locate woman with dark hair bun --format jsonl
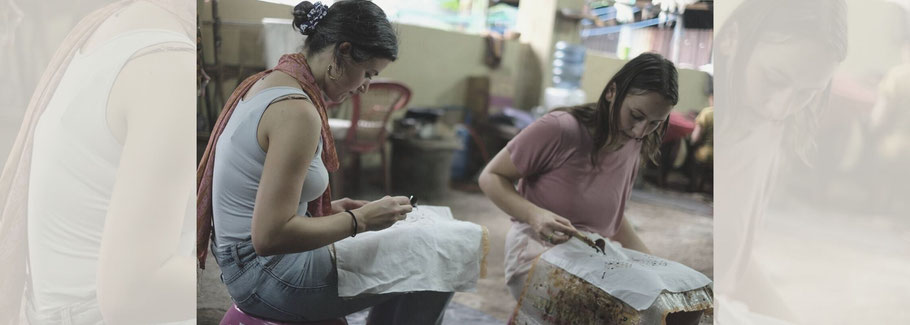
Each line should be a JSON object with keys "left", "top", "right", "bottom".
{"left": 197, "top": 1, "right": 453, "bottom": 323}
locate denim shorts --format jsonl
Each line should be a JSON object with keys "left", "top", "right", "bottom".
{"left": 212, "top": 239, "right": 395, "bottom": 322}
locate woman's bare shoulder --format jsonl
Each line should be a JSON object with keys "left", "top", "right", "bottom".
{"left": 244, "top": 71, "right": 305, "bottom": 101}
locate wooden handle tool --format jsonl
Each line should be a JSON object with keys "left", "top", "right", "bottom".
{"left": 572, "top": 232, "right": 605, "bottom": 254}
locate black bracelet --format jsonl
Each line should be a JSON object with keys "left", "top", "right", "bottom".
{"left": 346, "top": 210, "right": 358, "bottom": 237}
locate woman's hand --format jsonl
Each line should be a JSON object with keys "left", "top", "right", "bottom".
{"left": 331, "top": 197, "right": 369, "bottom": 214}
{"left": 351, "top": 196, "right": 413, "bottom": 232}
{"left": 528, "top": 208, "right": 578, "bottom": 245}
{"left": 479, "top": 148, "right": 578, "bottom": 245}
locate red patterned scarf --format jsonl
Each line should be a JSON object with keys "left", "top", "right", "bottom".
{"left": 195, "top": 53, "right": 340, "bottom": 269}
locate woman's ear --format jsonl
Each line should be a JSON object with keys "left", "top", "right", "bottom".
{"left": 337, "top": 42, "right": 353, "bottom": 57}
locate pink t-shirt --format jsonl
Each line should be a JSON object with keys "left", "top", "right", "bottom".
{"left": 508, "top": 111, "right": 641, "bottom": 236}
{"left": 503, "top": 111, "right": 641, "bottom": 284}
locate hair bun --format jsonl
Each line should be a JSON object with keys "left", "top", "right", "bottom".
{"left": 293, "top": 1, "right": 314, "bottom": 18}
{"left": 292, "top": 1, "right": 329, "bottom": 36}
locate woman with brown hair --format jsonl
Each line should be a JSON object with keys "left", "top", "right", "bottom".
{"left": 480, "top": 52, "right": 709, "bottom": 324}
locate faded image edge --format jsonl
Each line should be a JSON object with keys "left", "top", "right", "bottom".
{"left": 0, "top": 0, "right": 197, "bottom": 324}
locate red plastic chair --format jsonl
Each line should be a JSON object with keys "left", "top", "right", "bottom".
{"left": 330, "top": 81, "right": 411, "bottom": 195}
{"left": 662, "top": 111, "right": 696, "bottom": 144}
{"left": 219, "top": 303, "right": 347, "bottom": 325}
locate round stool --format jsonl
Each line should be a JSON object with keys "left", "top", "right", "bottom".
{"left": 219, "top": 303, "right": 348, "bottom": 325}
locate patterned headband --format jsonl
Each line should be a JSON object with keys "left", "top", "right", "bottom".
{"left": 296, "top": 2, "right": 328, "bottom": 35}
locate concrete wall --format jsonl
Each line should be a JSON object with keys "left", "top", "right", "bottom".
{"left": 381, "top": 24, "right": 536, "bottom": 110}
{"left": 199, "top": 0, "right": 712, "bottom": 114}
{"left": 581, "top": 51, "right": 711, "bottom": 113}
{"left": 516, "top": 0, "right": 588, "bottom": 106}
{"left": 198, "top": 0, "right": 537, "bottom": 111}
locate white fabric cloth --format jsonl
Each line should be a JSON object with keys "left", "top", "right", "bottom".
{"left": 333, "top": 206, "right": 487, "bottom": 297}
{"left": 540, "top": 231, "right": 712, "bottom": 311}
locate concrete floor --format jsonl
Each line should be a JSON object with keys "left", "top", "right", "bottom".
{"left": 197, "top": 177, "right": 714, "bottom": 324}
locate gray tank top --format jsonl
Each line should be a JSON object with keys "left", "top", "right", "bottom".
{"left": 212, "top": 86, "right": 329, "bottom": 247}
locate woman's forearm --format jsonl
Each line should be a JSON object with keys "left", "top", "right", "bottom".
{"left": 612, "top": 216, "right": 651, "bottom": 254}
{"left": 253, "top": 211, "right": 364, "bottom": 256}
{"left": 478, "top": 171, "right": 539, "bottom": 224}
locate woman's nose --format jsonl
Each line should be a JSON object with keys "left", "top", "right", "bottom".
{"left": 633, "top": 122, "right": 648, "bottom": 138}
